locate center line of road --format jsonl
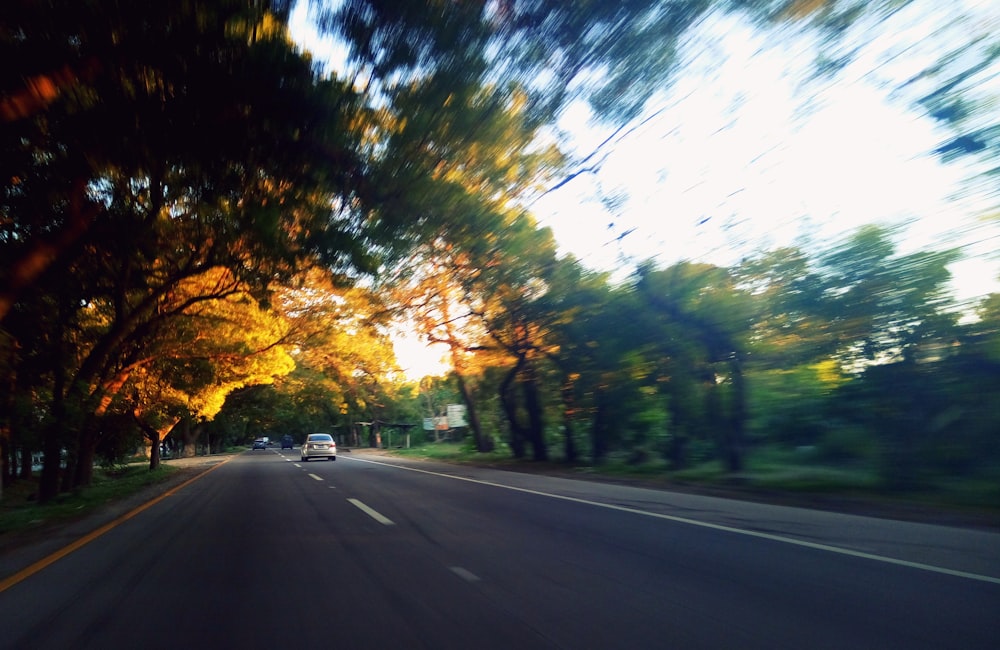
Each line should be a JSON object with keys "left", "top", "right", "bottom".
{"left": 348, "top": 498, "right": 394, "bottom": 525}
{"left": 308, "top": 473, "right": 323, "bottom": 481}
{"left": 342, "top": 456, "right": 1000, "bottom": 586}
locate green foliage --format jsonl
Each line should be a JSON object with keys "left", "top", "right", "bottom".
{"left": 814, "top": 425, "right": 877, "bottom": 464}
{"left": 1, "top": 0, "right": 385, "bottom": 498}
{"left": 0, "top": 463, "right": 177, "bottom": 535}
{"left": 321, "top": 0, "right": 716, "bottom": 124}
{"left": 815, "top": 226, "right": 961, "bottom": 366}
{"left": 828, "top": 352, "right": 1000, "bottom": 491}
{"left": 94, "top": 414, "right": 144, "bottom": 472}
{"left": 3, "top": 0, "right": 997, "bottom": 514}
{"left": 749, "top": 363, "right": 843, "bottom": 447}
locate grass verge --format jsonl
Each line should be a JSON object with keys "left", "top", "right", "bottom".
{"left": 0, "top": 463, "right": 178, "bottom": 536}
{"left": 386, "top": 442, "right": 999, "bottom": 524}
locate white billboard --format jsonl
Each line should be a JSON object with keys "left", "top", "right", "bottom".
{"left": 446, "top": 404, "right": 468, "bottom": 427}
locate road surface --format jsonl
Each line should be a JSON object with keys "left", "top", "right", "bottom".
{"left": 1, "top": 449, "right": 997, "bottom": 649}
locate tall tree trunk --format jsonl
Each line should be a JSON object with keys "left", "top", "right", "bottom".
{"left": 60, "top": 425, "right": 77, "bottom": 492}
{"left": 0, "top": 434, "right": 6, "bottom": 498}
{"left": 39, "top": 309, "right": 69, "bottom": 503}
{"left": 591, "top": 389, "right": 610, "bottom": 465}
{"left": 724, "top": 356, "right": 746, "bottom": 473}
{"left": 560, "top": 379, "right": 578, "bottom": 464}
{"left": 135, "top": 416, "right": 178, "bottom": 471}
{"left": 500, "top": 359, "right": 527, "bottom": 459}
{"left": 39, "top": 421, "right": 63, "bottom": 504}
{"left": 19, "top": 445, "right": 32, "bottom": 480}
{"left": 500, "top": 388, "right": 526, "bottom": 459}
{"left": 0, "top": 335, "right": 11, "bottom": 497}
{"left": 8, "top": 348, "right": 34, "bottom": 482}
{"left": 455, "top": 371, "right": 492, "bottom": 452}
{"left": 522, "top": 366, "right": 547, "bottom": 461}
{"left": 59, "top": 446, "right": 75, "bottom": 493}
{"left": 562, "top": 419, "right": 576, "bottom": 464}
{"left": 149, "top": 429, "right": 161, "bottom": 470}
{"left": 667, "top": 427, "right": 688, "bottom": 470}
{"left": 444, "top": 327, "right": 492, "bottom": 452}
{"left": 665, "top": 374, "right": 692, "bottom": 470}
{"left": 179, "top": 415, "right": 199, "bottom": 458}
{"left": 73, "top": 424, "right": 97, "bottom": 488}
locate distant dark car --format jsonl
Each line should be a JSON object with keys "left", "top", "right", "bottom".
{"left": 281, "top": 435, "right": 294, "bottom": 449}
{"left": 252, "top": 439, "right": 267, "bottom": 450}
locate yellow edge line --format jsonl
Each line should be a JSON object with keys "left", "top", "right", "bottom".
{"left": 0, "top": 457, "right": 232, "bottom": 594}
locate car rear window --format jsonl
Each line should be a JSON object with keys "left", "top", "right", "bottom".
{"left": 308, "top": 434, "right": 333, "bottom": 442}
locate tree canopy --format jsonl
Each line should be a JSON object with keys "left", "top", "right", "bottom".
{"left": 2, "top": 0, "right": 997, "bottom": 507}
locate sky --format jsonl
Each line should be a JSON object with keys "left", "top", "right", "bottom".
{"left": 288, "top": 1, "right": 1000, "bottom": 379}
{"left": 530, "top": 4, "right": 1000, "bottom": 303}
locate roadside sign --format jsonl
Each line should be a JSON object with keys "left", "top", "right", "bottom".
{"left": 447, "top": 404, "right": 467, "bottom": 427}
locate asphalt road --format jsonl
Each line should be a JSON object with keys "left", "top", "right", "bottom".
{"left": 1, "top": 449, "right": 997, "bottom": 649}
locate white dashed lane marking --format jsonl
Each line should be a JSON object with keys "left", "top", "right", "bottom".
{"left": 348, "top": 498, "right": 394, "bottom": 525}
{"left": 343, "top": 456, "right": 1000, "bottom": 586}
{"left": 450, "top": 566, "right": 480, "bottom": 583}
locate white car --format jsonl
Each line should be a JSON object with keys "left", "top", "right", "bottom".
{"left": 300, "top": 433, "right": 337, "bottom": 462}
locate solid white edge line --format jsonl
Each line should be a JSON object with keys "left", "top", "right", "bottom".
{"left": 341, "top": 456, "right": 1000, "bottom": 585}
{"left": 347, "top": 498, "right": 395, "bottom": 525}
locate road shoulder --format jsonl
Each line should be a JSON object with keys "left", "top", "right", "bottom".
{"left": 0, "top": 455, "right": 234, "bottom": 581}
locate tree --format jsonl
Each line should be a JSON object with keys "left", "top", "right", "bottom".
{"left": 270, "top": 269, "right": 401, "bottom": 446}
{"left": 634, "top": 261, "right": 753, "bottom": 471}
{"left": 813, "top": 226, "right": 960, "bottom": 369}
{"left": 389, "top": 214, "right": 564, "bottom": 460}
{"left": 0, "top": 1, "right": 391, "bottom": 501}
{"left": 311, "top": 0, "right": 716, "bottom": 123}
{"left": 0, "top": 1, "right": 373, "bottom": 320}
{"left": 371, "top": 59, "right": 563, "bottom": 454}
{"left": 534, "top": 258, "right": 637, "bottom": 464}
{"left": 406, "top": 259, "right": 497, "bottom": 452}
{"left": 124, "top": 268, "right": 297, "bottom": 468}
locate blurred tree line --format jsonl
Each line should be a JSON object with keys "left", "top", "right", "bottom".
{"left": 403, "top": 224, "right": 1000, "bottom": 497}
{"left": 2, "top": 0, "right": 997, "bottom": 504}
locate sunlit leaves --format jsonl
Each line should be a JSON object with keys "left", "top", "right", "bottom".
{"left": 273, "top": 268, "right": 400, "bottom": 421}
{"left": 105, "top": 267, "right": 295, "bottom": 432}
